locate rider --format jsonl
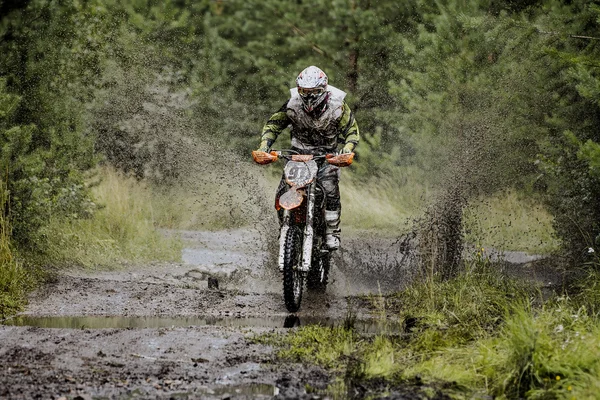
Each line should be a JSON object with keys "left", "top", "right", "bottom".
{"left": 254, "top": 66, "right": 360, "bottom": 250}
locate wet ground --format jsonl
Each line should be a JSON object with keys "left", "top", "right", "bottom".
{"left": 0, "top": 229, "right": 414, "bottom": 399}
{"left": 0, "top": 229, "right": 554, "bottom": 399}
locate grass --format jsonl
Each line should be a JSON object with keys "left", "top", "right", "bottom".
{"left": 0, "top": 183, "right": 33, "bottom": 318}
{"left": 464, "top": 190, "right": 559, "bottom": 254}
{"left": 277, "top": 325, "right": 357, "bottom": 370}
{"left": 389, "top": 256, "right": 533, "bottom": 347}
{"left": 341, "top": 170, "right": 431, "bottom": 236}
{"left": 254, "top": 166, "right": 431, "bottom": 239}
{"left": 263, "top": 252, "right": 600, "bottom": 398}
{"left": 0, "top": 229, "right": 30, "bottom": 318}
{"left": 149, "top": 182, "right": 263, "bottom": 231}
{"left": 42, "top": 167, "right": 182, "bottom": 267}
{"left": 237, "top": 163, "right": 557, "bottom": 255}
{"left": 2, "top": 166, "right": 190, "bottom": 315}
{"left": 408, "top": 297, "right": 600, "bottom": 398}
{"left": 253, "top": 164, "right": 434, "bottom": 236}
{"left": 1, "top": 166, "right": 185, "bottom": 316}
{"left": 146, "top": 157, "right": 276, "bottom": 231}
{"left": 339, "top": 169, "right": 557, "bottom": 253}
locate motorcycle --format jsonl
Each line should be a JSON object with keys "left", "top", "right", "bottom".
{"left": 252, "top": 149, "right": 354, "bottom": 312}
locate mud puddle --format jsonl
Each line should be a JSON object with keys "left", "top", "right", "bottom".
{"left": 125, "top": 383, "right": 279, "bottom": 399}
{"left": 201, "top": 383, "right": 279, "bottom": 398}
{"left": 4, "top": 314, "right": 402, "bottom": 333}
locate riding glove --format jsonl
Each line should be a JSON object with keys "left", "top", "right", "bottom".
{"left": 256, "top": 139, "right": 271, "bottom": 153}
{"left": 341, "top": 142, "right": 355, "bottom": 154}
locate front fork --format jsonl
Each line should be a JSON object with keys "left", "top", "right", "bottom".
{"left": 278, "top": 184, "right": 315, "bottom": 273}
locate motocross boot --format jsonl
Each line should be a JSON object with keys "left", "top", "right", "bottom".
{"left": 325, "top": 209, "right": 341, "bottom": 250}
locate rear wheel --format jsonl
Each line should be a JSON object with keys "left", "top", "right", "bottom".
{"left": 282, "top": 225, "right": 304, "bottom": 312}
{"left": 307, "top": 249, "right": 330, "bottom": 292}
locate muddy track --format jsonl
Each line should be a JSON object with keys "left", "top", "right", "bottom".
{"left": 0, "top": 229, "right": 410, "bottom": 399}
{"left": 0, "top": 229, "right": 552, "bottom": 399}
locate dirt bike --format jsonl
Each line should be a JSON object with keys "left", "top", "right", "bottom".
{"left": 252, "top": 149, "right": 354, "bottom": 312}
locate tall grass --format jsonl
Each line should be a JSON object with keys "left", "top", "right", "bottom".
{"left": 464, "top": 190, "right": 559, "bottom": 254}
{"left": 278, "top": 256, "right": 527, "bottom": 357}
{"left": 43, "top": 167, "right": 181, "bottom": 267}
{"left": 149, "top": 183, "right": 258, "bottom": 231}
{"left": 140, "top": 157, "right": 275, "bottom": 231}
{"left": 341, "top": 169, "right": 431, "bottom": 235}
{"left": 408, "top": 299, "right": 600, "bottom": 398}
{"left": 271, "top": 251, "right": 600, "bottom": 398}
{"left": 394, "top": 258, "right": 532, "bottom": 346}
{"left": 0, "top": 247, "right": 28, "bottom": 318}
{"left": 0, "top": 181, "right": 31, "bottom": 317}
{"left": 339, "top": 170, "right": 557, "bottom": 254}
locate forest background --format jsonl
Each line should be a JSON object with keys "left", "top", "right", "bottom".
{"left": 1, "top": 0, "right": 599, "bottom": 308}
{"left": 2, "top": 0, "right": 600, "bottom": 311}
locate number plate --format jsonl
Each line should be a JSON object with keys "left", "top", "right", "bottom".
{"left": 284, "top": 160, "right": 318, "bottom": 187}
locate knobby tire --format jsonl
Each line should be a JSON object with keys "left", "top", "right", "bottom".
{"left": 283, "top": 225, "right": 304, "bottom": 313}
{"left": 307, "top": 250, "right": 330, "bottom": 292}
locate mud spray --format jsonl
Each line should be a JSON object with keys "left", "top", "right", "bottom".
{"left": 413, "top": 85, "right": 541, "bottom": 282}
{"left": 88, "top": 46, "right": 286, "bottom": 294}
{"left": 87, "top": 34, "right": 542, "bottom": 298}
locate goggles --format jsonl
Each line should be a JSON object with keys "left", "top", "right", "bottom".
{"left": 298, "top": 87, "right": 325, "bottom": 97}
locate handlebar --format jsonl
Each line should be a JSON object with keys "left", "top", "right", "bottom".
{"left": 275, "top": 152, "right": 327, "bottom": 162}
{"left": 252, "top": 149, "right": 354, "bottom": 167}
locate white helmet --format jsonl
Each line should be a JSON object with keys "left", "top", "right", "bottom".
{"left": 296, "top": 66, "right": 328, "bottom": 113}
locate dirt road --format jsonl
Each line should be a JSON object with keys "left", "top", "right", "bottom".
{"left": 0, "top": 229, "right": 413, "bottom": 399}
{"left": 0, "top": 228, "right": 551, "bottom": 399}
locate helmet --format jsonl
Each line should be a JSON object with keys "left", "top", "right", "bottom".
{"left": 296, "top": 66, "right": 328, "bottom": 113}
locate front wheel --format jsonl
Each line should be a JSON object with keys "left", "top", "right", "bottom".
{"left": 282, "top": 225, "right": 304, "bottom": 312}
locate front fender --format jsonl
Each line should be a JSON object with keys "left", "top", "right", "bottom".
{"left": 279, "top": 186, "right": 305, "bottom": 210}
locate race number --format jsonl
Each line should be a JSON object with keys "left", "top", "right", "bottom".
{"left": 284, "top": 161, "right": 318, "bottom": 187}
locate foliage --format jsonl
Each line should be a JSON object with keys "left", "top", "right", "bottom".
{"left": 532, "top": 2, "right": 600, "bottom": 261}
{"left": 2, "top": 2, "right": 600, "bottom": 397}
{"left": 0, "top": 0, "right": 190, "bottom": 262}
{"left": 0, "top": 2, "right": 99, "bottom": 253}
{"left": 90, "top": 67, "right": 196, "bottom": 183}
{"left": 1, "top": 0, "right": 600, "bottom": 316}
{"left": 386, "top": 0, "right": 600, "bottom": 262}
{"left": 3, "top": 0, "right": 598, "bottom": 262}
{"left": 40, "top": 167, "right": 182, "bottom": 267}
